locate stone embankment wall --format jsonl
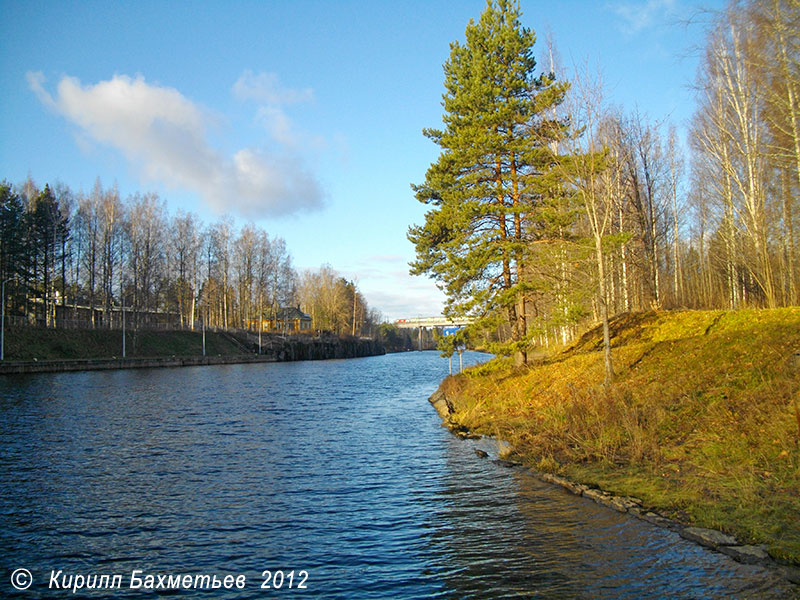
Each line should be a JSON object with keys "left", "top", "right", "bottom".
{"left": 0, "top": 336, "right": 385, "bottom": 375}
{"left": 271, "top": 336, "right": 385, "bottom": 362}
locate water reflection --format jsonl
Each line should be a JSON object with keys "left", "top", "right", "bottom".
{"left": 433, "top": 434, "right": 794, "bottom": 599}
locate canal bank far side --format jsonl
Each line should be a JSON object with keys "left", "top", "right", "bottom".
{"left": 0, "top": 327, "right": 384, "bottom": 374}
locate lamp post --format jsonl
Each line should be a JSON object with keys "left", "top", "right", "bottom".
{"left": 122, "top": 294, "right": 126, "bottom": 359}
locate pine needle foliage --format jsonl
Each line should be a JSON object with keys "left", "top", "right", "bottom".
{"left": 409, "top": 0, "right": 570, "bottom": 365}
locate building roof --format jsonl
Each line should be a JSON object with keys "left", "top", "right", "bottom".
{"left": 271, "top": 306, "right": 312, "bottom": 321}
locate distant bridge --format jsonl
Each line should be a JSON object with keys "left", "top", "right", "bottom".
{"left": 394, "top": 316, "right": 474, "bottom": 329}
{"left": 394, "top": 316, "right": 475, "bottom": 351}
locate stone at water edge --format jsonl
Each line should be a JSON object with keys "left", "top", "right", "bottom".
{"left": 680, "top": 526, "right": 738, "bottom": 548}
{"left": 720, "top": 544, "right": 771, "bottom": 565}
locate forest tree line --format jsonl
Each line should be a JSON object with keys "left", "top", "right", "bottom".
{"left": 0, "top": 178, "right": 381, "bottom": 338}
{"left": 411, "top": 0, "right": 798, "bottom": 370}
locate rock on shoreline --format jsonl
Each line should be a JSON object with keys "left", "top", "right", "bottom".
{"left": 428, "top": 384, "right": 800, "bottom": 585}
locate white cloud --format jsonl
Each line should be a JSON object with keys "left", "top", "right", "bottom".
{"left": 235, "top": 70, "right": 326, "bottom": 153}
{"left": 232, "top": 70, "right": 313, "bottom": 105}
{"left": 363, "top": 279, "right": 445, "bottom": 322}
{"left": 257, "top": 105, "right": 295, "bottom": 146}
{"left": 609, "top": 0, "right": 676, "bottom": 34}
{"left": 27, "top": 71, "right": 325, "bottom": 218}
{"left": 344, "top": 254, "right": 445, "bottom": 321}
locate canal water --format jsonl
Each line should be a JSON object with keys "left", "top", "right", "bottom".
{"left": 0, "top": 351, "right": 795, "bottom": 598}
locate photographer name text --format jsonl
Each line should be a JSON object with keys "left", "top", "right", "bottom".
{"left": 33, "top": 568, "right": 309, "bottom": 593}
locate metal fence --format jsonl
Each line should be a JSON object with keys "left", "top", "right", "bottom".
{"left": 0, "top": 315, "right": 329, "bottom": 342}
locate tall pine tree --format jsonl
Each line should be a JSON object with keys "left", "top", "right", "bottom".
{"left": 409, "top": 0, "right": 569, "bottom": 364}
{"left": 31, "top": 184, "right": 69, "bottom": 326}
{"left": 0, "top": 182, "right": 27, "bottom": 284}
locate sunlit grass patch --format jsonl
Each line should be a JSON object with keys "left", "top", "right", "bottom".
{"left": 442, "top": 308, "right": 800, "bottom": 563}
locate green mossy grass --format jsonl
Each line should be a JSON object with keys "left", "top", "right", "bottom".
{"left": 445, "top": 308, "right": 800, "bottom": 563}
{"left": 3, "top": 326, "right": 251, "bottom": 361}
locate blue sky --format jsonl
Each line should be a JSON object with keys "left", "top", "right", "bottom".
{"left": 1, "top": 0, "right": 719, "bottom": 321}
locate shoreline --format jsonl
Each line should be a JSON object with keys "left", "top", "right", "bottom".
{"left": 0, "top": 328, "right": 386, "bottom": 375}
{"left": 429, "top": 386, "right": 800, "bottom": 586}
{"left": 428, "top": 309, "right": 800, "bottom": 569}
{"left": 0, "top": 354, "right": 280, "bottom": 375}
{"left": 0, "top": 347, "right": 388, "bottom": 375}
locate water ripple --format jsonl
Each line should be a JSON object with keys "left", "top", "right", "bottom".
{"left": 1, "top": 352, "right": 796, "bottom": 599}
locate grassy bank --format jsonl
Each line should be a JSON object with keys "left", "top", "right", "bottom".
{"left": 3, "top": 326, "right": 251, "bottom": 360}
{"left": 1, "top": 327, "right": 385, "bottom": 371}
{"left": 441, "top": 308, "right": 800, "bottom": 563}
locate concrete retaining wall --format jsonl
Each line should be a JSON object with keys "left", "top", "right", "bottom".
{"left": 0, "top": 337, "right": 385, "bottom": 375}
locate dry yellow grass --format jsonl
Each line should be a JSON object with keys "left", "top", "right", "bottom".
{"left": 445, "top": 308, "right": 800, "bottom": 563}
